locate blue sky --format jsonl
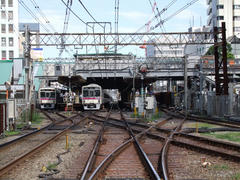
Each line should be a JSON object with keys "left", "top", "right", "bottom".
{"left": 19, "top": 0, "right": 208, "bottom": 57}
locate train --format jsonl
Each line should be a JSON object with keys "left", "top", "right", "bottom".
{"left": 82, "top": 84, "right": 113, "bottom": 110}
{"left": 38, "top": 87, "right": 62, "bottom": 109}
{"left": 37, "top": 84, "right": 113, "bottom": 111}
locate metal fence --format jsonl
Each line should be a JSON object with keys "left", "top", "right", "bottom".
{"left": 190, "top": 92, "right": 240, "bottom": 117}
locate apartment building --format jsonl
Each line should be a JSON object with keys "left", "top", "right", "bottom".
{"left": 207, "top": 0, "right": 240, "bottom": 38}
{"left": 0, "top": 0, "right": 19, "bottom": 60}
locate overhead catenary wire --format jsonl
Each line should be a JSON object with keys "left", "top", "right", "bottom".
{"left": 59, "top": 0, "right": 73, "bottom": 56}
{"left": 138, "top": 0, "right": 178, "bottom": 33}
{"left": 138, "top": 0, "right": 200, "bottom": 58}
{"left": 147, "top": 0, "right": 166, "bottom": 35}
{"left": 28, "top": 0, "right": 57, "bottom": 32}
{"left": 115, "top": 0, "right": 178, "bottom": 52}
{"left": 150, "top": 0, "right": 200, "bottom": 31}
{"left": 18, "top": 0, "right": 50, "bottom": 32}
{"left": 20, "top": 0, "right": 74, "bottom": 56}
{"left": 151, "top": 0, "right": 167, "bottom": 32}
{"left": 77, "top": 0, "right": 104, "bottom": 29}
{"left": 60, "top": 0, "right": 92, "bottom": 29}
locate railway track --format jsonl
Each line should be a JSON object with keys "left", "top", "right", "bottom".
{"left": 77, "top": 108, "right": 161, "bottom": 179}
{"left": 162, "top": 108, "right": 240, "bottom": 129}
{"left": 1, "top": 109, "right": 240, "bottom": 179}
{"left": 0, "top": 111, "right": 87, "bottom": 177}
{"left": 93, "top": 112, "right": 240, "bottom": 179}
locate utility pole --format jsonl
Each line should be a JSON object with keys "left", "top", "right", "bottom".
{"left": 214, "top": 22, "right": 228, "bottom": 95}
{"left": 132, "top": 56, "right": 136, "bottom": 110}
{"left": 214, "top": 22, "right": 229, "bottom": 116}
{"left": 199, "top": 58, "right": 203, "bottom": 114}
{"left": 114, "top": 0, "right": 119, "bottom": 53}
{"left": 184, "top": 55, "right": 188, "bottom": 117}
{"left": 24, "top": 26, "right": 31, "bottom": 121}
{"left": 222, "top": 22, "right": 228, "bottom": 95}
{"left": 214, "top": 26, "right": 220, "bottom": 95}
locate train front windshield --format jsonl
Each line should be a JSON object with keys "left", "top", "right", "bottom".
{"left": 83, "top": 88, "right": 100, "bottom": 97}
{"left": 40, "top": 90, "right": 55, "bottom": 98}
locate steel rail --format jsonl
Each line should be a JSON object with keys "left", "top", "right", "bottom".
{"left": 88, "top": 114, "right": 170, "bottom": 180}
{"left": 161, "top": 108, "right": 240, "bottom": 129}
{"left": 88, "top": 138, "right": 133, "bottom": 180}
{"left": 80, "top": 106, "right": 113, "bottom": 180}
{"left": 175, "top": 132, "right": 240, "bottom": 151}
{"left": 89, "top": 116, "right": 240, "bottom": 161}
{"left": 93, "top": 114, "right": 172, "bottom": 133}
{"left": 120, "top": 112, "right": 161, "bottom": 180}
{"left": 42, "top": 111, "right": 80, "bottom": 124}
{"left": 92, "top": 115, "right": 240, "bottom": 150}
{"left": 111, "top": 113, "right": 240, "bottom": 180}
{"left": 0, "top": 115, "right": 88, "bottom": 177}
{"left": 159, "top": 118, "right": 185, "bottom": 180}
{"left": 0, "top": 123, "right": 53, "bottom": 149}
{"left": 0, "top": 110, "right": 61, "bottom": 149}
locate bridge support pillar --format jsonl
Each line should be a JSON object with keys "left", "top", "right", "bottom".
{"left": 167, "top": 79, "right": 172, "bottom": 92}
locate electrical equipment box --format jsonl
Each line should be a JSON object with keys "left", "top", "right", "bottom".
{"left": 145, "top": 96, "right": 155, "bottom": 110}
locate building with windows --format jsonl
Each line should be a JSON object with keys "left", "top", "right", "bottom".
{"left": 185, "top": 26, "right": 212, "bottom": 56}
{"left": 207, "top": 0, "right": 240, "bottom": 38}
{"left": 0, "top": 0, "right": 19, "bottom": 60}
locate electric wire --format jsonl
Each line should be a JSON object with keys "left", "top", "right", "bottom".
{"left": 18, "top": 0, "right": 50, "bottom": 32}
{"left": 77, "top": 0, "right": 104, "bottom": 28}
{"left": 20, "top": 0, "right": 74, "bottom": 56}
{"left": 140, "top": 0, "right": 178, "bottom": 33}
{"left": 60, "top": 0, "right": 92, "bottom": 28}
{"left": 147, "top": 0, "right": 165, "bottom": 33}
{"left": 151, "top": 0, "right": 200, "bottom": 31}
{"left": 59, "top": 0, "right": 73, "bottom": 56}
{"left": 152, "top": 0, "right": 167, "bottom": 32}
{"left": 115, "top": 0, "right": 178, "bottom": 52}
{"left": 28, "top": 0, "right": 57, "bottom": 32}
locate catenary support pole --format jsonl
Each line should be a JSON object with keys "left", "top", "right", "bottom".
{"left": 24, "top": 26, "right": 31, "bottom": 121}
{"left": 184, "top": 55, "right": 188, "bottom": 117}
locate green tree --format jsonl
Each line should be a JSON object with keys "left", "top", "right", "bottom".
{"left": 205, "top": 43, "right": 235, "bottom": 59}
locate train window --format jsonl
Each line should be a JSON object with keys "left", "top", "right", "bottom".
{"left": 83, "top": 90, "right": 89, "bottom": 97}
{"left": 95, "top": 90, "right": 100, "bottom": 96}
{"left": 90, "top": 91, "right": 94, "bottom": 97}
{"left": 40, "top": 92, "right": 45, "bottom": 98}
{"left": 50, "top": 92, "right": 55, "bottom": 98}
